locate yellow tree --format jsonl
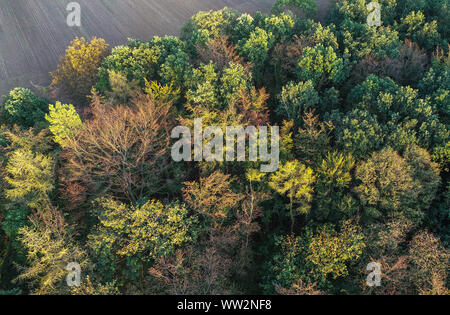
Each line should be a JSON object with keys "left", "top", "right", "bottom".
{"left": 45, "top": 102, "right": 83, "bottom": 148}
{"left": 51, "top": 37, "right": 109, "bottom": 103}
{"left": 269, "top": 160, "right": 316, "bottom": 233}
{"left": 17, "top": 208, "right": 89, "bottom": 295}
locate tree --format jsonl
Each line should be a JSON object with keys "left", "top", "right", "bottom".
{"left": 256, "top": 13, "right": 295, "bottom": 41}
{"left": 5, "top": 149, "right": 54, "bottom": 209}
{"left": 17, "top": 209, "right": 88, "bottom": 295}
{"left": 347, "top": 74, "right": 449, "bottom": 165}
{"left": 151, "top": 36, "right": 192, "bottom": 92}
{"left": 314, "top": 152, "right": 357, "bottom": 222}
{"left": 409, "top": 231, "right": 449, "bottom": 295}
{"left": 339, "top": 21, "right": 401, "bottom": 61}
{"left": 184, "top": 61, "right": 261, "bottom": 127}
{"left": 276, "top": 81, "right": 319, "bottom": 126}
{"left": 1, "top": 88, "right": 48, "bottom": 128}
{"left": 404, "top": 146, "right": 441, "bottom": 209}
{"left": 182, "top": 171, "right": 243, "bottom": 226}
{"left": 294, "top": 111, "right": 334, "bottom": 165}
{"left": 356, "top": 216, "right": 415, "bottom": 295}
{"left": 269, "top": 160, "right": 316, "bottom": 232}
{"left": 329, "top": 109, "right": 384, "bottom": 159}
{"left": 398, "top": 11, "right": 443, "bottom": 52}
{"left": 88, "top": 198, "right": 197, "bottom": 283}
{"left": 2, "top": 205, "right": 30, "bottom": 241}
{"left": 185, "top": 62, "right": 220, "bottom": 111}
{"left": 238, "top": 27, "right": 274, "bottom": 80}
{"left": 347, "top": 40, "right": 428, "bottom": 88}
{"left": 196, "top": 36, "right": 248, "bottom": 72}
{"left": 418, "top": 53, "right": 450, "bottom": 125}
{"left": 297, "top": 45, "right": 346, "bottom": 89}
{"left": 427, "top": 183, "right": 450, "bottom": 247}
{"left": 150, "top": 171, "right": 250, "bottom": 295}
{"left": 97, "top": 36, "right": 191, "bottom": 95}
{"left": 262, "top": 234, "right": 325, "bottom": 294}
{"left": 221, "top": 62, "right": 252, "bottom": 105}
{"left": 61, "top": 92, "right": 175, "bottom": 207}
{"left": 181, "top": 8, "right": 239, "bottom": 52}
{"left": 272, "top": 0, "right": 317, "bottom": 18}
{"left": 45, "top": 102, "right": 83, "bottom": 148}
{"left": 308, "top": 220, "right": 365, "bottom": 279}
{"left": 104, "top": 70, "right": 139, "bottom": 104}
{"left": 96, "top": 40, "right": 159, "bottom": 92}
{"left": 354, "top": 147, "right": 439, "bottom": 224}
{"left": 51, "top": 37, "right": 109, "bottom": 103}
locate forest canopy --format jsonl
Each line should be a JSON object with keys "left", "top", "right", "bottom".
{"left": 0, "top": 0, "right": 449, "bottom": 295}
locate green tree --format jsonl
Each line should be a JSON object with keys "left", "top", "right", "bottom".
{"left": 403, "top": 145, "right": 441, "bottom": 212}
{"left": 339, "top": 21, "right": 401, "bottom": 60}
{"left": 96, "top": 40, "right": 160, "bottom": 92}
{"left": 354, "top": 147, "right": 439, "bottom": 224}
{"left": 418, "top": 56, "right": 450, "bottom": 125}
{"left": 97, "top": 37, "right": 190, "bottom": 94}
{"left": 186, "top": 62, "right": 220, "bottom": 111}
{"left": 105, "top": 70, "right": 139, "bottom": 104}
{"left": 297, "top": 45, "right": 346, "bottom": 88}
{"left": 221, "top": 62, "right": 252, "bottom": 105}
{"left": 272, "top": 0, "right": 317, "bottom": 18}
{"left": 398, "top": 11, "right": 443, "bottom": 52}
{"left": 329, "top": 109, "right": 384, "bottom": 159}
{"left": 262, "top": 234, "right": 328, "bottom": 294}
{"left": 1, "top": 88, "right": 48, "bottom": 128}
{"left": 257, "top": 13, "right": 295, "bottom": 41}
{"left": 277, "top": 81, "right": 319, "bottom": 126}
{"left": 314, "top": 152, "right": 357, "bottom": 222}
{"left": 181, "top": 8, "right": 239, "bottom": 53}
{"left": 88, "top": 198, "right": 197, "bottom": 282}
{"left": 308, "top": 220, "right": 365, "bottom": 279}
{"left": 348, "top": 75, "right": 449, "bottom": 165}
{"left": 238, "top": 27, "right": 274, "bottom": 80}
{"left": 294, "top": 111, "right": 334, "bottom": 165}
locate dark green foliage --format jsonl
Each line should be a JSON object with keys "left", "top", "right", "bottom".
{"left": 313, "top": 152, "right": 357, "bottom": 222}
{"left": 272, "top": 0, "right": 318, "bottom": 18}
{"left": 1, "top": 88, "right": 48, "bottom": 128}
{"left": 328, "top": 109, "right": 384, "bottom": 159}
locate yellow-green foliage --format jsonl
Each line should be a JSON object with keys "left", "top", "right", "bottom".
{"left": 18, "top": 213, "right": 88, "bottom": 295}
{"left": 269, "top": 160, "right": 315, "bottom": 214}
{"left": 145, "top": 79, "right": 181, "bottom": 103}
{"left": 269, "top": 160, "right": 315, "bottom": 232}
{"left": 5, "top": 149, "right": 54, "bottom": 208}
{"left": 91, "top": 198, "right": 196, "bottom": 260}
{"left": 308, "top": 220, "right": 366, "bottom": 279}
{"left": 45, "top": 102, "right": 83, "bottom": 148}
